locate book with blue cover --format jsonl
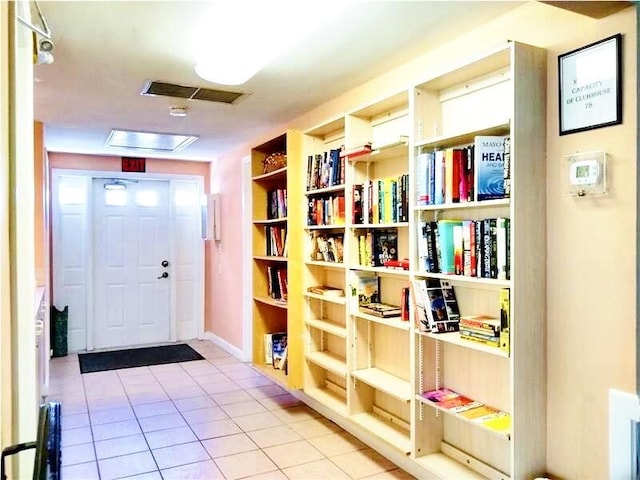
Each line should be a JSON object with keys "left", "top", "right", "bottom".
{"left": 474, "top": 136, "right": 506, "bottom": 201}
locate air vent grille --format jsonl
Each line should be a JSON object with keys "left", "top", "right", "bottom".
{"left": 141, "top": 81, "right": 244, "bottom": 104}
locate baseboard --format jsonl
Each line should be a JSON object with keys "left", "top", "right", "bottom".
{"left": 201, "top": 331, "right": 250, "bottom": 362}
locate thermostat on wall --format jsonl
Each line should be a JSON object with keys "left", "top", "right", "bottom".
{"left": 561, "top": 151, "right": 607, "bottom": 196}
{"left": 569, "top": 159, "right": 600, "bottom": 186}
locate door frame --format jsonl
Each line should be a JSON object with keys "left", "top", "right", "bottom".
{"left": 52, "top": 168, "right": 205, "bottom": 351}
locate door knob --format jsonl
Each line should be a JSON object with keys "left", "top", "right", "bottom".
{"left": 161, "top": 260, "right": 169, "bottom": 267}
{"left": 157, "top": 272, "right": 169, "bottom": 279}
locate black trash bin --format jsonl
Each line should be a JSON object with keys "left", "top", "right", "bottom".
{"left": 50, "top": 305, "right": 68, "bottom": 357}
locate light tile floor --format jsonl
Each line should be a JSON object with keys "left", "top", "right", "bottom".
{"left": 49, "top": 340, "right": 416, "bottom": 480}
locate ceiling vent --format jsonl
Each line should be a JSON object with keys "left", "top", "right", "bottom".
{"left": 141, "top": 81, "right": 245, "bottom": 104}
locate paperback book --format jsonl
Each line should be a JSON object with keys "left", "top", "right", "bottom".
{"left": 474, "top": 135, "right": 506, "bottom": 201}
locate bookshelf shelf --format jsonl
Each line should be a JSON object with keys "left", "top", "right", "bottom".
{"left": 350, "top": 412, "right": 411, "bottom": 455}
{"left": 413, "top": 272, "right": 511, "bottom": 288}
{"left": 416, "top": 394, "right": 511, "bottom": 440}
{"left": 252, "top": 166, "right": 287, "bottom": 182}
{"left": 348, "top": 141, "right": 408, "bottom": 164}
{"left": 413, "top": 453, "right": 488, "bottom": 480}
{"left": 349, "top": 265, "right": 410, "bottom": 278}
{"left": 305, "top": 184, "right": 346, "bottom": 196}
{"left": 304, "top": 292, "right": 346, "bottom": 305}
{"left": 414, "top": 198, "right": 510, "bottom": 212}
{"left": 253, "top": 217, "right": 288, "bottom": 225}
{"left": 352, "top": 311, "right": 410, "bottom": 330}
{"left": 305, "top": 351, "right": 348, "bottom": 378}
{"left": 305, "top": 318, "right": 347, "bottom": 338}
{"left": 351, "top": 367, "right": 411, "bottom": 401}
{"left": 253, "top": 296, "right": 288, "bottom": 309}
{"left": 419, "top": 330, "right": 510, "bottom": 357}
{"left": 253, "top": 255, "right": 288, "bottom": 263}
{"left": 305, "top": 387, "right": 348, "bottom": 416}
{"left": 351, "top": 222, "right": 409, "bottom": 229}
{"left": 415, "top": 121, "right": 510, "bottom": 150}
{"left": 304, "top": 225, "right": 346, "bottom": 231}
{"left": 253, "top": 363, "right": 288, "bottom": 387}
{"left": 304, "top": 260, "right": 346, "bottom": 270}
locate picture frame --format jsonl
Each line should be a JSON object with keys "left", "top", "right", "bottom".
{"left": 558, "top": 33, "right": 622, "bottom": 136}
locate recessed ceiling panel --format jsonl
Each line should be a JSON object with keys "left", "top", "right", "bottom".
{"left": 105, "top": 129, "right": 198, "bottom": 152}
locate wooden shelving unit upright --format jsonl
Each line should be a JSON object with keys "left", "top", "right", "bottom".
{"left": 251, "top": 131, "right": 303, "bottom": 389}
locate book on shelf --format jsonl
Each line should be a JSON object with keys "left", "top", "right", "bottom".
{"left": 357, "top": 233, "right": 373, "bottom": 266}
{"left": 422, "top": 387, "right": 459, "bottom": 403}
{"left": 307, "top": 193, "right": 345, "bottom": 226}
{"left": 265, "top": 226, "right": 286, "bottom": 257}
{"left": 500, "top": 288, "right": 510, "bottom": 354}
{"left": 267, "top": 188, "right": 287, "bottom": 220}
{"left": 503, "top": 136, "right": 511, "bottom": 198}
{"left": 264, "top": 332, "right": 286, "bottom": 365}
{"left": 400, "top": 287, "right": 410, "bottom": 321}
{"left": 271, "top": 333, "right": 287, "bottom": 369}
{"left": 275, "top": 345, "right": 288, "bottom": 371}
{"left": 459, "top": 315, "right": 501, "bottom": 336}
{"left": 383, "top": 258, "right": 409, "bottom": 270}
{"left": 411, "top": 278, "right": 460, "bottom": 333}
{"left": 416, "top": 152, "right": 430, "bottom": 206}
{"left": 481, "top": 412, "right": 511, "bottom": 433}
{"left": 309, "top": 233, "right": 344, "bottom": 263}
{"left": 307, "top": 149, "right": 344, "bottom": 191}
{"left": 455, "top": 404, "right": 512, "bottom": 433}
{"left": 363, "top": 175, "right": 409, "bottom": 224}
{"left": 266, "top": 266, "right": 287, "bottom": 301}
{"left": 434, "top": 150, "right": 445, "bottom": 205}
{"left": 459, "top": 330, "right": 500, "bottom": 347}
{"left": 307, "top": 285, "right": 345, "bottom": 297}
{"left": 373, "top": 230, "right": 398, "bottom": 267}
{"left": 437, "top": 220, "right": 462, "bottom": 274}
{"left": 459, "top": 404, "right": 501, "bottom": 421}
{"left": 339, "top": 143, "right": 372, "bottom": 159}
{"left": 410, "top": 279, "right": 429, "bottom": 332}
{"left": 358, "top": 302, "right": 402, "bottom": 318}
{"left": 353, "top": 184, "right": 364, "bottom": 224}
{"left": 350, "top": 270, "right": 380, "bottom": 306}
{"left": 422, "top": 388, "right": 481, "bottom": 413}
{"left": 475, "top": 135, "right": 507, "bottom": 201}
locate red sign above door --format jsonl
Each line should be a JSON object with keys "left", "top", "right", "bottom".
{"left": 122, "top": 157, "right": 146, "bottom": 173}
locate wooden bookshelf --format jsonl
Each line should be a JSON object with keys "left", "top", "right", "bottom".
{"left": 251, "top": 131, "right": 303, "bottom": 389}
{"left": 268, "top": 41, "right": 546, "bottom": 480}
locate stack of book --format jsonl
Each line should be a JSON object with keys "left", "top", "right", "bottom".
{"left": 422, "top": 387, "right": 511, "bottom": 434}
{"left": 359, "top": 302, "right": 401, "bottom": 318}
{"left": 306, "top": 285, "right": 345, "bottom": 297}
{"left": 459, "top": 315, "right": 501, "bottom": 347}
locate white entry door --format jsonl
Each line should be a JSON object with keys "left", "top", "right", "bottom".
{"left": 92, "top": 179, "right": 171, "bottom": 349}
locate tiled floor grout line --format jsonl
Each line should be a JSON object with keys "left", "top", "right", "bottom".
{"left": 81, "top": 368, "right": 102, "bottom": 480}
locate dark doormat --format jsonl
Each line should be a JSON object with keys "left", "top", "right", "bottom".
{"left": 78, "top": 343, "right": 204, "bottom": 374}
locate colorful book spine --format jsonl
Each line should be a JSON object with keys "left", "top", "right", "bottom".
{"left": 500, "top": 288, "right": 510, "bottom": 354}
{"left": 438, "top": 220, "right": 463, "bottom": 275}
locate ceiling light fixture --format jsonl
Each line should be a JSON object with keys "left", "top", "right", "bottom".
{"left": 192, "top": 1, "right": 350, "bottom": 86}
{"left": 169, "top": 106, "right": 188, "bottom": 117}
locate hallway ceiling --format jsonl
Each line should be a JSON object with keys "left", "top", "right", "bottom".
{"left": 33, "top": 1, "right": 527, "bottom": 162}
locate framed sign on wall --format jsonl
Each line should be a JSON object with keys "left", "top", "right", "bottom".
{"left": 558, "top": 33, "right": 622, "bottom": 136}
